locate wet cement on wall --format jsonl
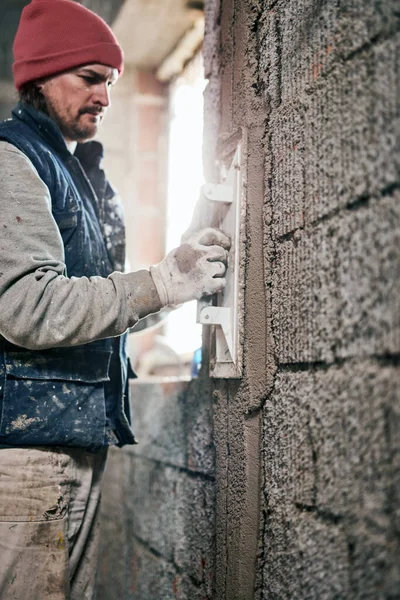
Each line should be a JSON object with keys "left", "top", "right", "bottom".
{"left": 203, "top": 0, "right": 400, "bottom": 598}
{"left": 203, "top": 1, "right": 276, "bottom": 597}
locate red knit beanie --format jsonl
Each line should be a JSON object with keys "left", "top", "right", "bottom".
{"left": 13, "top": 0, "right": 124, "bottom": 90}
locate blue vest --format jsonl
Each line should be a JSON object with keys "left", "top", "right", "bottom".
{"left": 0, "top": 103, "right": 136, "bottom": 451}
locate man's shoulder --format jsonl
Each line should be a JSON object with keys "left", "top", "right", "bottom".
{"left": 0, "top": 117, "right": 35, "bottom": 159}
{"left": 0, "top": 120, "right": 55, "bottom": 187}
{"left": 0, "top": 140, "right": 27, "bottom": 156}
{"left": 0, "top": 140, "right": 45, "bottom": 188}
{"left": 0, "top": 140, "right": 35, "bottom": 170}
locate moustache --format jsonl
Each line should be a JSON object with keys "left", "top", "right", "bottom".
{"left": 78, "top": 108, "right": 104, "bottom": 117}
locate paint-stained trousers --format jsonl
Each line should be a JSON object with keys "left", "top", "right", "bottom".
{"left": 0, "top": 446, "right": 107, "bottom": 600}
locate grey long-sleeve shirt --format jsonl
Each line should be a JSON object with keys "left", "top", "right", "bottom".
{"left": 0, "top": 141, "right": 162, "bottom": 350}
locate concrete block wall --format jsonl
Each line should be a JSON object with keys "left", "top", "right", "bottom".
{"left": 98, "top": 377, "right": 217, "bottom": 599}
{"left": 203, "top": 0, "right": 400, "bottom": 598}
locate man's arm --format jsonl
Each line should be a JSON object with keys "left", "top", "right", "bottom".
{"left": 0, "top": 142, "right": 162, "bottom": 350}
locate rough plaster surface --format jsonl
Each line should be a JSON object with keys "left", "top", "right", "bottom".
{"left": 262, "top": 362, "right": 400, "bottom": 598}
{"left": 271, "top": 193, "right": 400, "bottom": 363}
{"left": 203, "top": 0, "right": 400, "bottom": 598}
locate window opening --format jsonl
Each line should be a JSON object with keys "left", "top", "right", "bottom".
{"left": 164, "top": 54, "right": 206, "bottom": 359}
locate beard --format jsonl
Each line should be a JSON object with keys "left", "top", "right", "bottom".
{"left": 45, "top": 96, "right": 102, "bottom": 142}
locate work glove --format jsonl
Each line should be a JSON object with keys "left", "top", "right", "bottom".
{"left": 150, "top": 228, "right": 230, "bottom": 307}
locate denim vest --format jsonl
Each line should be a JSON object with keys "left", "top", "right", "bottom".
{"left": 0, "top": 103, "right": 136, "bottom": 451}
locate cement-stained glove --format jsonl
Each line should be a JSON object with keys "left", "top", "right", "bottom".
{"left": 150, "top": 228, "right": 230, "bottom": 307}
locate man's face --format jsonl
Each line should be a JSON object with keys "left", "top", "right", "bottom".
{"left": 38, "top": 64, "right": 118, "bottom": 142}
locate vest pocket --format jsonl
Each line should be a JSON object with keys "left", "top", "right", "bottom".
{"left": 53, "top": 207, "right": 81, "bottom": 231}
{"left": 4, "top": 348, "right": 111, "bottom": 383}
{"left": 0, "top": 349, "right": 111, "bottom": 450}
{"left": 52, "top": 208, "right": 83, "bottom": 264}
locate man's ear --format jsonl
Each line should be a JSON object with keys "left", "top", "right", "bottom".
{"left": 35, "top": 77, "right": 48, "bottom": 93}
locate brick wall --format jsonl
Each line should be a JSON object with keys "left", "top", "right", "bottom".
{"left": 203, "top": 0, "right": 400, "bottom": 598}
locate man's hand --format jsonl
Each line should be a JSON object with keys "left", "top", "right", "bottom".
{"left": 150, "top": 228, "right": 231, "bottom": 307}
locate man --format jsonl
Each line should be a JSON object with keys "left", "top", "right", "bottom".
{"left": 0, "top": 0, "right": 229, "bottom": 598}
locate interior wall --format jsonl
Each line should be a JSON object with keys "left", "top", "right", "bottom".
{"left": 202, "top": 0, "right": 400, "bottom": 598}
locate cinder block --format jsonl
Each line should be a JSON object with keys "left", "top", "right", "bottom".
{"left": 263, "top": 370, "right": 315, "bottom": 510}
{"left": 98, "top": 448, "right": 131, "bottom": 600}
{"left": 174, "top": 475, "right": 215, "bottom": 595}
{"left": 258, "top": 0, "right": 399, "bottom": 110}
{"left": 335, "top": 193, "right": 400, "bottom": 358}
{"left": 263, "top": 361, "right": 399, "bottom": 522}
{"left": 388, "top": 378, "right": 400, "bottom": 535}
{"left": 337, "top": 0, "right": 400, "bottom": 58}
{"left": 267, "top": 32, "right": 400, "bottom": 228}
{"left": 262, "top": 509, "right": 349, "bottom": 599}
{"left": 128, "top": 541, "right": 177, "bottom": 600}
{"left": 185, "top": 380, "right": 216, "bottom": 476}
{"left": 346, "top": 521, "right": 400, "bottom": 599}
{"left": 337, "top": 38, "right": 400, "bottom": 209}
{"left": 175, "top": 575, "right": 213, "bottom": 600}
{"left": 366, "top": 35, "right": 400, "bottom": 195}
{"left": 303, "top": 67, "right": 344, "bottom": 222}
{"left": 271, "top": 193, "right": 400, "bottom": 363}
{"left": 309, "top": 362, "right": 397, "bottom": 518}
{"left": 129, "top": 378, "right": 216, "bottom": 476}
{"left": 278, "top": 0, "right": 340, "bottom": 104}
{"left": 126, "top": 456, "right": 216, "bottom": 581}
{"left": 271, "top": 222, "right": 337, "bottom": 363}
{"left": 303, "top": 44, "right": 399, "bottom": 221}
{"left": 262, "top": 359, "right": 400, "bottom": 595}
{"left": 127, "top": 457, "right": 182, "bottom": 560}
{"left": 129, "top": 379, "right": 189, "bottom": 468}
{"left": 268, "top": 102, "right": 306, "bottom": 238}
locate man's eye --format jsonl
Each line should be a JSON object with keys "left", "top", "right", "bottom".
{"left": 81, "top": 76, "right": 97, "bottom": 85}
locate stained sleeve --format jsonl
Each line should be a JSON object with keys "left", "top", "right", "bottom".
{"left": 0, "top": 142, "right": 162, "bottom": 350}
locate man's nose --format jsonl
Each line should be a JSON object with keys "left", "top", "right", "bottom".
{"left": 93, "top": 82, "right": 111, "bottom": 107}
